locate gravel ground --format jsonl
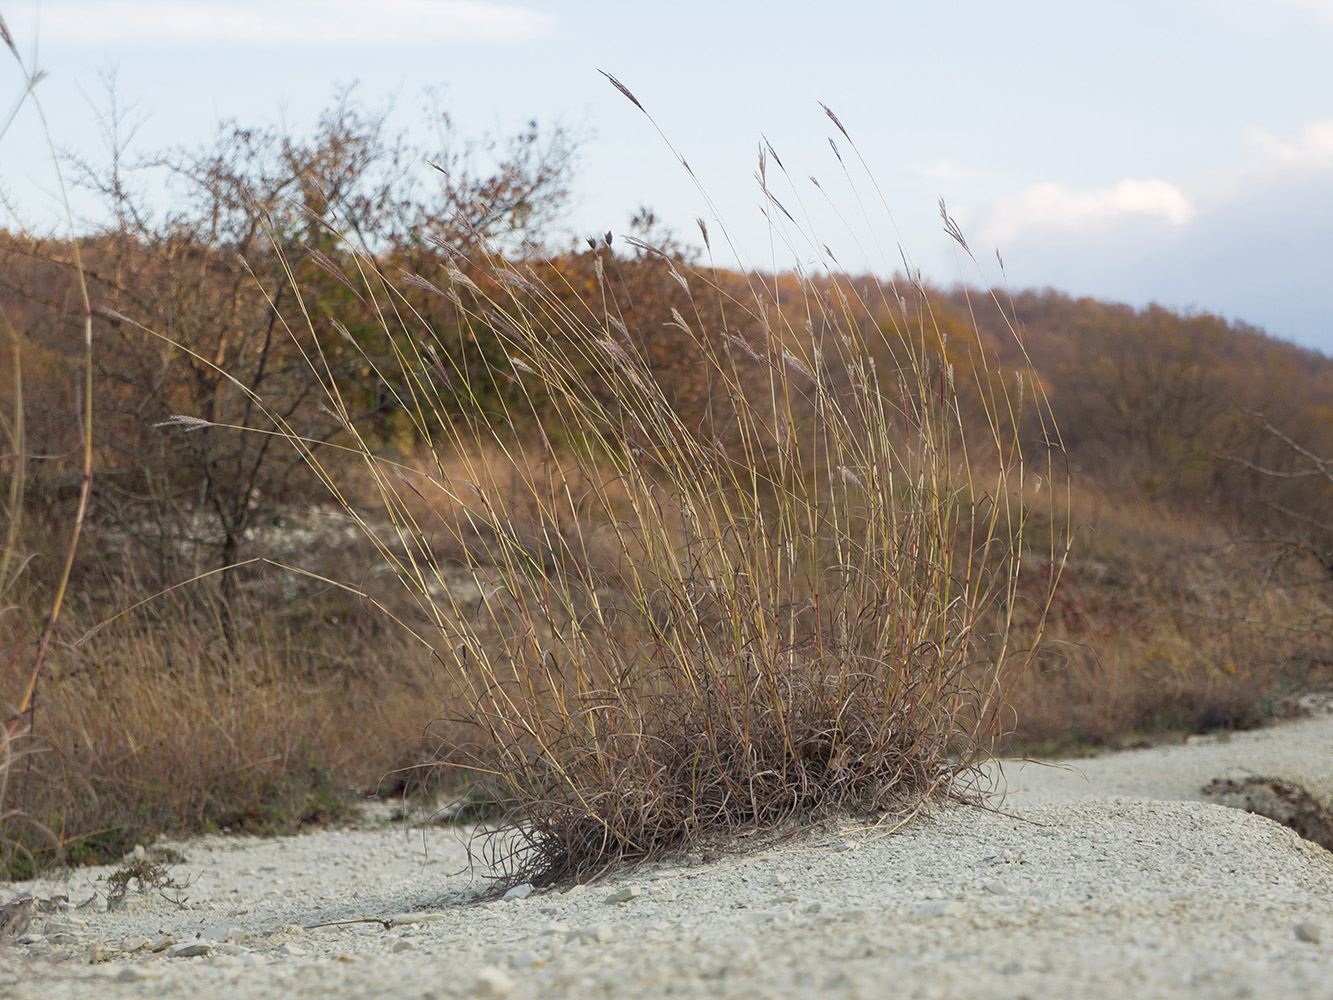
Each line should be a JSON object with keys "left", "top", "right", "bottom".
{"left": 4, "top": 712, "right": 1332, "bottom": 1000}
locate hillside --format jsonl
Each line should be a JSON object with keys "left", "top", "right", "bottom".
{"left": 3, "top": 220, "right": 1332, "bottom": 874}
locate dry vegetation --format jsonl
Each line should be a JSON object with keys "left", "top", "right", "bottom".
{"left": 2, "top": 37, "right": 1332, "bottom": 882}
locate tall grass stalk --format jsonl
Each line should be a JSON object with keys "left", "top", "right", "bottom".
{"left": 251, "top": 89, "right": 1067, "bottom": 885}
{"left": 1, "top": 18, "right": 96, "bottom": 875}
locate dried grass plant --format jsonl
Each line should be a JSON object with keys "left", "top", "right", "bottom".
{"left": 221, "top": 79, "right": 1070, "bottom": 886}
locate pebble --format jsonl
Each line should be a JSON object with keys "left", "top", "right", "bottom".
{"left": 201, "top": 925, "right": 246, "bottom": 942}
{"left": 603, "top": 885, "right": 642, "bottom": 904}
{"left": 168, "top": 942, "right": 212, "bottom": 959}
{"left": 392, "top": 939, "right": 417, "bottom": 953}
{"left": 502, "top": 883, "right": 534, "bottom": 901}
{"left": 151, "top": 935, "right": 175, "bottom": 952}
{"left": 911, "top": 900, "right": 964, "bottom": 920}
{"left": 278, "top": 943, "right": 308, "bottom": 957}
{"left": 566, "top": 923, "right": 614, "bottom": 945}
{"left": 1295, "top": 921, "right": 1323, "bottom": 944}
{"left": 473, "top": 965, "right": 516, "bottom": 997}
{"left": 121, "top": 935, "right": 152, "bottom": 952}
{"left": 510, "top": 949, "right": 545, "bottom": 969}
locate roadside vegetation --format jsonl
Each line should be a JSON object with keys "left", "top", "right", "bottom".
{"left": 2, "top": 26, "right": 1331, "bottom": 880}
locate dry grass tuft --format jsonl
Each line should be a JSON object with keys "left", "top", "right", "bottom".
{"left": 255, "top": 105, "right": 1067, "bottom": 886}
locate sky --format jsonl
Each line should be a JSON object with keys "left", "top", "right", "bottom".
{"left": 3, "top": 0, "right": 1332, "bottom": 354}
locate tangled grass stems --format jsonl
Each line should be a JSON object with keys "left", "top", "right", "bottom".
{"left": 220, "top": 94, "right": 1068, "bottom": 887}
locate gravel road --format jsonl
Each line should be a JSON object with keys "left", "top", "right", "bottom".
{"left": 5, "top": 712, "right": 1332, "bottom": 1000}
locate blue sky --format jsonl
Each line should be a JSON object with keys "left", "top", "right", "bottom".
{"left": 4, "top": 0, "right": 1332, "bottom": 353}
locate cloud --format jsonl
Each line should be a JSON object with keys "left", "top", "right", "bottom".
{"left": 955, "top": 120, "right": 1333, "bottom": 352}
{"left": 1242, "top": 120, "right": 1333, "bottom": 174}
{"left": 5, "top": 0, "right": 554, "bottom": 47}
{"left": 976, "top": 177, "right": 1195, "bottom": 245}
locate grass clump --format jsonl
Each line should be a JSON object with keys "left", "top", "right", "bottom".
{"left": 100, "top": 850, "right": 189, "bottom": 905}
{"left": 257, "top": 89, "right": 1066, "bottom": 886}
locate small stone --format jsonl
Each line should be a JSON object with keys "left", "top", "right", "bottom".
{"left": 168, "top": 942, "right": 212, "bottom": 959}
{"left": 151, "top": 935, "right": 175, "bottom": 952}
{"left": 121, "top": 936, "right": 152, "bottom": 953}
{"left": 115, "top": 966, "right": 163, "bottom": 983}
{"left": 540, "top": 922, "right": 569, "bottom": 936}
{"left": 278, "top": 943, "right": 308, "bottom": 957}
{"left": 1295, "top": 921, "right": 1323, "bottom": 944}
{"left": 510, "top": 949, "right": 545, "bottom": 969}
{"left": 562, "top": 884, "right": 586, "bottom": 896}
{"left": 566, "top": 923, "right": 614, "bottom": 945}
{"left": 767, "top": 874, "right": 788, "bottom": 886}
{"left": 503, "top": 883, "right": 534, "bottom": 901}
{"left": 651, "top": 889, "right": 678, "bottom": 902}
{"left": 911, "top": 900, "right": 964, "bottom": 921}
{"left": 49, "top": 933, "right": 80, "bottom": 945}
{"left": 803, "top": 903, "right": 822, "bottom": 915}
{"left": 392, "top": 939, "right": 417, "bottom": 953}
{"left": 86, "top": 941, "right": 111, "bottom": 963}
{"left": 473, "top": 965, "right": 516, "bottom": 997}
{"left": 201, "top": 925, "right": 245, "bottom": 942}
{"left": 390, "top": 911, "right": 448, "bottom": 925}
{"left": 603, "top": 885, "right": 642, "bottom": 904}
{"left": 982, "top": 881, "right": 1010, "bottom": 895}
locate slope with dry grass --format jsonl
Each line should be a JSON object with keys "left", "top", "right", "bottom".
{"left": 4, "top": 43, "right": 1332, "bottom": 884}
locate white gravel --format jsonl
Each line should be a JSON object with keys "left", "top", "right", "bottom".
{"left": 5, "top": 712, "right": 1333, "bottom": 1000}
